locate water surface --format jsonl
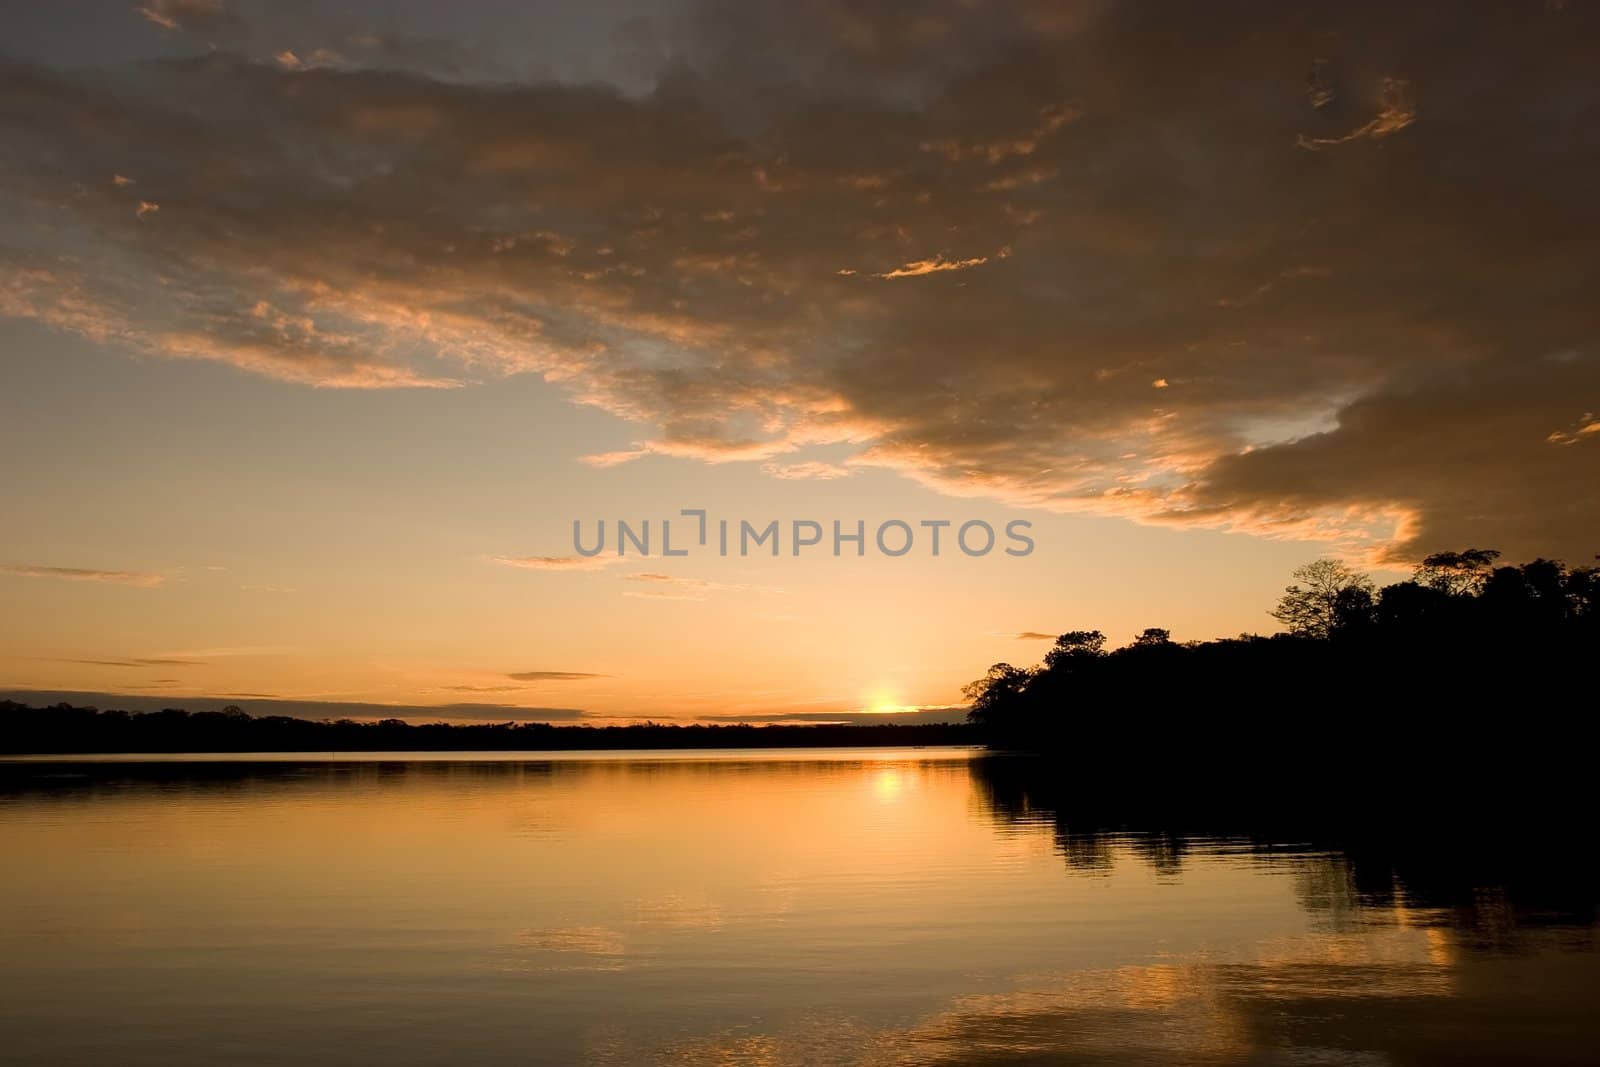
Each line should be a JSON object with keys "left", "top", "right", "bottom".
{"left": 1, "top": 749, "right": 1594, "bottom": 1065}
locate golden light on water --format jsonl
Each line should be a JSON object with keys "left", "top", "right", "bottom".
{"left": 871, "top": 768, "right": 905, "bottom": 801}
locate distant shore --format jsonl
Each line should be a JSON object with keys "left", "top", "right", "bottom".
{"left": 0, "top": 701, "right": 972, "bottom": 755}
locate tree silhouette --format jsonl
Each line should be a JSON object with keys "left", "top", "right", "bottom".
{"left": 1270, "top": 558, "right": 1375, "bottom": 638}
{"left": 961, "top": 663, "right": 1033, "bottom": 729}
{"left": 1415, "top": 548, "right": 1501, "bottom": 596}
{"left": 1042, "top": 630, "right": 1107, "bottom": 670}
{"left": 1330, "top": 585, "right": 1378, "bottom": 635}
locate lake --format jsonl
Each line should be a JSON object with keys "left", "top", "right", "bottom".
{"left": 1, "top": 748, "right": 1595, "bottom": 1065}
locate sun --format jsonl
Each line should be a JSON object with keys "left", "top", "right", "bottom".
{"left": 865, "top": 687, "right": 909, "bottom": 714}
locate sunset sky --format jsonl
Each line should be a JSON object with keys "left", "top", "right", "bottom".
{"left": 3, "top": 1, "right": 1597, "bottom": 722}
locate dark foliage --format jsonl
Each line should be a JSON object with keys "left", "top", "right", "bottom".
{"left": 965, "top": 549, "right": 1600, "bottom": 750}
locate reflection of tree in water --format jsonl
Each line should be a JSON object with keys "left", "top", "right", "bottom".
{"left": 970, "top": 755, "right": 1600, "bottom": 945}
{"left": 1056, "top": 830, "right": 1116, "bottom": 873}
{"left": 1125, "top": 832, "right": 1190, "bottom": 878}
{"left": 1289, "top": 854, "right": 1365, "bottom": 929}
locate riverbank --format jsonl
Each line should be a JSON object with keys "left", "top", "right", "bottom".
{"left": 0, "top": 701, "right": 972, "bottom": 754}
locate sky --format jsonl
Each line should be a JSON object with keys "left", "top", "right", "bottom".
{"left": 2, "top": 0, "right": 1597, "bottom": 723}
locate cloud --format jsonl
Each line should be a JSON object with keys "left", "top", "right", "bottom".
{"left": 761, "top": 460, "right": 853, "bottom": 480}
{"left": 442, "top": 684, "right": 531, "bottom": 693}
{"left": 2, "top": 2, "right": 1597, "bottom": 562}
{"left": 875, "top": 253, "right": 992, "bottom": 279}
{"left": 1547, "top": 414, "right": 1600, "bottom": 446}
{"left": 0, "top": 689, "right": 588, "bottom": 722}
{"left": 622, "top": 573, "right": 779, "bottom": 601}
{"left": 702, "top": 705, "right": 965, "bottom": 725}
{"left": 430, "top": 703, "right": 587, "bottom": 721}
{"left": 1183, "top": 358, "right": 1600, "bottom": 565}
{"left": 623, "top": 573, "right": 718, "bottom": 600}
{"left": 55, "top": 657, "right": 206, "bottom": 667}
{"left": 136, "top": 0, "right": 229, "bottom": 33}
{"left": 155, "top": 645, "right": 299, "bottom": 657}
{"left": 493, "top": 555, "right": 617, "bottom": 572}
{"left": 581, "top": 449, "right": 652, "bottom": 468}
{"left": 1296, "top": 76, "right": 1417, "bottom": 151}
{"left": 582, "top": 436, "right": 802, "bottom": 467}
{"left": 622, "top": 588, "right": 707, "bottom": 601}
{"left": 505, "top": 671, "right": 609, "bottom": 681}
{"left": 2, "top": 565, "right": 164, "bottom": 587}
{"left": 1011, "top": 632, "right": 1057, "bottom": 641}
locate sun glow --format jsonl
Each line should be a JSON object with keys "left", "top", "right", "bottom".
{"left": 866, "top": 687, "right": 906, "bottom": 714}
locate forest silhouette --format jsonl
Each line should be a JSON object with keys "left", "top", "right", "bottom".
{"left": 964, "top": 548, "right": 1599, "bottom": 759}
{"left": 0, "top": 706, "right": 968, "bottom": 755}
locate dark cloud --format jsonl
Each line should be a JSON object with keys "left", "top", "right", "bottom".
{"left": 1012, "top": 632, "right": 1057, "bottom": 641}
{"left": 443, "top": 684, "right": 531, "bottom": 693}
{"left": 55, "top": 657, "right": 207, "bottom": 667}
{"left": 1186, "top": 357, "right": 1600, "bottom": 563}
{"left": 701, "top": 706, "right": 965, "bottom": 725}
{"left": 0, "top": 690, "right": 588, "bottom": 722}
{"left": 2, "top": 1, "right": 1597, "bottom": 562}
{"left": 506, "top": 671, "right": 610, "bottom": 681}
{"left": 430, "top": 703, "right": 588, "bottom": 721}
{"left": 136, "top": 0, "right": 235, "bottom": 34}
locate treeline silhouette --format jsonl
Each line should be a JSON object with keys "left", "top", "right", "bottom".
{"left": 966, "top": 548, "right": 1600, "bottom": 754}
{"left": 0, "top": 702, "right": 972, "bottom": 755}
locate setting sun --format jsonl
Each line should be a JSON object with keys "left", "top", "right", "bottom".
{"left": 866, "top": 688, "right": 907, "bottom": 715}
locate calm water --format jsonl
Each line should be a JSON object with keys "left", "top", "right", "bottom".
{"left": 1, "top": 748, "right": 1596, "bottom": 1066}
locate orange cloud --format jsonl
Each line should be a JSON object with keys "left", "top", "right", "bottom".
{"left": 492, "top": 555, "right": 617, "bottom": 572}
{"left": 1, "top": 565, "right": 164, "bottom": 587}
